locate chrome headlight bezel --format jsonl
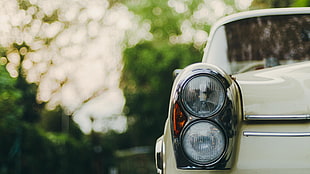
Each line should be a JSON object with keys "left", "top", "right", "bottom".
{"left": 170, "top": 63, "right": 239, "bottom": 170}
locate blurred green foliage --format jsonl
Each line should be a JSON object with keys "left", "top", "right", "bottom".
{"left": 124, "top": 0, "right": 209, "bottom": 40}
{"left": 121, "top": 42, "right": 201, "bottom": 147}
{"left": 293, "top": 0, "right": 310, "bottom": 6}
{"left": 1, "top": 42, "right": 95, "bottom": 173}
{"left": 0, "top": 51, "right": 113, "bottom": 173}
{"left": 251, "top": 0, "right": 310, "bottom": 8}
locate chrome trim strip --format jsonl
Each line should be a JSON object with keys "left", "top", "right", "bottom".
{"left": 155, "top": 136, "right": 163, "bottom": 173}
{"left": 243, "top": 131, "right": 310, "bottom": 137}
{"left": 245, "top": 114, "right": 310, "bottom": 121}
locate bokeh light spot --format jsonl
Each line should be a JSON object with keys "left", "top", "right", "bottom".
{"left": 0, "top": 57, "right": 7, "bottom": 65}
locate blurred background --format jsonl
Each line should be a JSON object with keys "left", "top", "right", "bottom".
{"left": 0, "top": 0, "right": 308, "bottom": 173}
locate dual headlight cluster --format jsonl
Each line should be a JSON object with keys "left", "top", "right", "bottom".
{"left": 171, "top": 63, "right": 237, "bottom": 169}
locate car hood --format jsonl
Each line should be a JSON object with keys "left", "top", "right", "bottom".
{"left": 235, "top": 61, "right": 310, "bottom": 116}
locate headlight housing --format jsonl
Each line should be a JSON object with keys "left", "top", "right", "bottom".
{"left": 170, "top": 63, "right": 239, "bottom": 170}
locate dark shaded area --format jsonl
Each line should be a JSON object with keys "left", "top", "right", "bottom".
{"left": 226, "top": 14, "right": 310, "bottom": 62}
{"left": 0, "top": 52, "right": 115, "bottom": 174}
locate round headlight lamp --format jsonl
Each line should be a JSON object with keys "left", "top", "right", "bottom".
{"left": 182, "top": 121, "right": 226, "bottom": 165}
{"left": 182, "top": 75, "right": 226, "bottom": 117}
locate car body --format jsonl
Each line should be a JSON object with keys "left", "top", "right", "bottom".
{"left": 155, "top": 7, "right": 310, "bottom": 174}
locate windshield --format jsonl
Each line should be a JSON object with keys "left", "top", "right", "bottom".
{"left": 205, "top": 14, "right": 310, "bottom": 74}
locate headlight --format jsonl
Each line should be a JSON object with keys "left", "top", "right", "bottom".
{"left": 182, "top": 121, "right": 226, "bottom": 165}
{"left": 170, "top": 63, "right": 238, "bottom": 170}
{"left": 182, "top": 75, "right": 226, "bottom": 117}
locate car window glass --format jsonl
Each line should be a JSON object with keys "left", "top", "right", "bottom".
{"left": 206, "top": 14, "right": 310, "bottom": 74}
{"left": 206, "top": 26, "right": 232, "bottom": 74}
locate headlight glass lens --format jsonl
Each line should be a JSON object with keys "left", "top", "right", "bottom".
{"left": 182, "top": 121, "right": 225, "bottom": 164}
{"left": 182, "top": 75, "right": 225, "bottom": 117}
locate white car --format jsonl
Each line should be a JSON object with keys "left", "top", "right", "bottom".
{"left": 155, "top": 7, "right": 310, "bottom": 174}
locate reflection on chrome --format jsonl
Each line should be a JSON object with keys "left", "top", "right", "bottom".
{"left": 243, "top": 131, "right": 310, "bottom": 137}
{"left": 245, "top": 114, "right": 310, "bottom": 121}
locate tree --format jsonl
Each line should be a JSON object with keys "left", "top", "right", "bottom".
{"left": 0, "top": 54, "right": 23, "bottom": 173}
{"left": 122, "top": 42, "right": 201, "bottom": 146}
{"left": 0, "top": 0, "right": 151, "bottom": 133}
{"left": 0, "top": 0, "right": 153, "bottom": 172}
{"left": 0, "top": 50, "right": 94, "bottom": 173}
